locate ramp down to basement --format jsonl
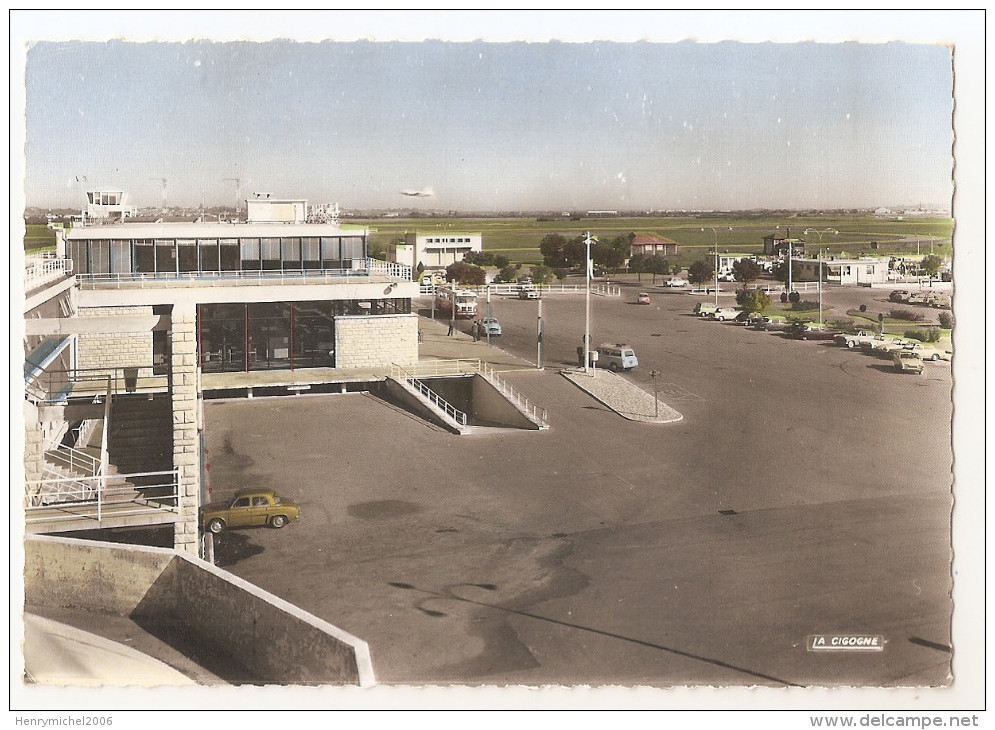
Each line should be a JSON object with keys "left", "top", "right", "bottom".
{"left": 383, "top": 372, "right": 548, "bottom": 434}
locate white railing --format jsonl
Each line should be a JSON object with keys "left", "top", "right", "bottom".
{"left": 77, "top": 259, "right": 412, "bottom": 289}
{"left": 25, "top": 469, "right": 181, "bottom": 523}
{"left": 366, "top": 258, "right": 413, "bottom": 280}
{"left": 24, "top": 255, "right": 73, "bottom": 289}
{"left": 479, "top": 363, "right": 548, "bottom": 427}
{"left": 419, "top": 283, "right": 622, "bottom": 297}
{"left": 45, "top": 444, "right": 101, "bottom": 478}
{"left": 391, "top": 359, "right": 482, "bottom": 379}
{"left": 390, "top": 363, "right": 468, "bottom": 428}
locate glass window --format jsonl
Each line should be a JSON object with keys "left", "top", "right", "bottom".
{"left": 219, "top": 239, "right": 239, "bottom": 271}
{"left": 109, "top": 240, "right": 132, "bottom": 273}
{"left": 199, "top": 239, "right": 220, "bottom": 272}
{"left": 341, "top": 236, "right": 365, "bottom": 263}
{"left": 155, "top": 239, "right": 176, "bottom": 275}
{"left": 134, "top": 240, "right": 154, "bottom": 274}
{"left": 177, "top": 240, "right": 198, "bottom": 273}
{"left": 261, "top": 238, "right": 281, "bottom": 270}
{"left": 240, "top": 238, "right": 261, "bottom": 270}
{"left": 320, "top": 237, "right": 341, "bottom": 268}
{"left": 281, "top": 237, "right": 301, "bottom": 269}
{"left": 302, "top": 237, "right": 320, "bottom": 269}
{"left": 89, "top": 241, "right": 110, "bottom": 274}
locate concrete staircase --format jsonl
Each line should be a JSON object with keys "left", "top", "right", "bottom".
{"left": 107, "top": 394, "right": 175, "bottom": 492}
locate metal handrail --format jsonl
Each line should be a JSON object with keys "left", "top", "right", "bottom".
{"left": 45, "top": 444, "right": 101, "bottom": 477}
{"left": 390, "top": 359, "right": 481, "bottom": 379}
{"left": 76, "top": 258, "right": 411, "bottom": 288}
{"left": 25, "top": 468, "right": 181, "bottom": 516}
{"left": 390, "top": 363, "right": 468, "bottom": 427}
{"left": 480, "top": 363, "right": 549, "bottom": 426}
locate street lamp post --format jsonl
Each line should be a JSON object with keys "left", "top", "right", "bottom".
{"left": 702, "top": 227, "right": 719, "bottom": 306}
{"left": 584, "top": 232, "right": 597, "bottom": 375}
{"left": 803, "top": 228, "right": 838, "bottom": 309}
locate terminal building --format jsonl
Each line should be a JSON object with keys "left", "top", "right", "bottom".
{"left": 23, "top": 193, "right": 419, "bottom": 555}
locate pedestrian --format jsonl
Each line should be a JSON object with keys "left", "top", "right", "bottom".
{"left": 447, "top": 319, "right": 454, "bottom": 337}
{"left": 473, "top": 320, "right": 481, "bottom": 341}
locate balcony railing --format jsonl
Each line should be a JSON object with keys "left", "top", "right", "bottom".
{"left": 24, "top": 254, "right": 73, "bottom": 289}
{"left": 76, "top": 259, "right": 412, "bottom": 289}
{"left": 25, "top": 468, "right": 181, "bottom": 529}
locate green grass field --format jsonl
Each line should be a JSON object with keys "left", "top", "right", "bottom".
{"left": 25, "top": 214, "right": 953, "bottom": 267}
{"left": 359, "top": 214, "right": 953, "bottom": 266}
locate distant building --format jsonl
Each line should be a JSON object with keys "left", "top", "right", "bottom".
{"left": 792, "top": 256, "right": 890, "bottom": 285}
{"left": 400, "top": 232, "right": 483, "bottom": 270}
{"left": 630, "top": 234, "right": 677, "bottom": 257}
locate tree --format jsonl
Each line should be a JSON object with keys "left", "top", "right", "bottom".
{"left": 494, "top": 255, "right": 510, "bottom": 269}
{"left": 530, "top": 265, "right": 554, "bottom": 285}
{"left": 670, "top": 264, "right": 682, "bottom": 276}
{"left": 921, "top": 254, "right": 944, "bottom": 279}
{"left": 498, "top": 265, "right": 518, "bottom": 283}
{"left": 647, "top": 255, "right": 670, "bottom": 284}
{"left": 687, "top": 259, "right": 714, "bottom": 286}
{"left": 771, "top": 261, "right": 790, "bottom": 285}
{"left": 539, "top": 233, "right": 568, "bottom": 268}
{"left": 628, "top": 253, "right": 650, "bottom": 281}
{"left": 445, "top": 260, "right": 486, "bottom": 286}
{"left": 736, "top": 288, "right": 772, "bottom": 314}
{"left": 732, "top": 259, "right": 763, "bottom": 288}
{"left": 554, "top": 268, "right": 570, "bottom": 282}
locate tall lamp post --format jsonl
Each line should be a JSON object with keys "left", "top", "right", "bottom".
{"left": 702, "top": 227, "right": 719, "bottom": 306}
{"left": 584, "top": 232, "right": 597, "bottom": 375}
{"left": 804, "top": 229, "right": 838, "bottom": 325}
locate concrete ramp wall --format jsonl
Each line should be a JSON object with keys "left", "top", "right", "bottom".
{"left": 24, "top": 535, "right": 375, "bottom": 686}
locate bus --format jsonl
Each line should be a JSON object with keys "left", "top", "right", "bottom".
{"left": 435, "top": 287, "right": 478, "bottom": 319}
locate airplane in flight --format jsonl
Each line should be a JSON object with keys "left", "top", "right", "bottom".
{"left": 400, "top": 187, "right": 435, "bottom": 198}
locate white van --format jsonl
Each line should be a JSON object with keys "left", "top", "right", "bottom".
{"left": 596, "top": 344, "right": 638, "bottom": 371}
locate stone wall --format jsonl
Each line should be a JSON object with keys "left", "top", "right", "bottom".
{"left": 334, "top": 313, "right": 418, "bottom": 369}
{"left": 76, "top": 305, "right": 154, "bottom": 377}
{"left": 24, "top": 535, "right": 375, "bottom": 686}
{"left": 170, "top": 303, "right": 201, "bottom": 555}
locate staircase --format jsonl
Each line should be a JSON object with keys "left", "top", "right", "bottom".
{"left": 107, "top": 394, "right": 175, "bottom": 492}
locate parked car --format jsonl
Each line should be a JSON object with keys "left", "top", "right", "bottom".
{"left": 595, "top": 343, "right": 638, "bottom": 371}
{"left": 753, "top": 317, "right": 791, "bottom": 332}
{"left": 478, "top": 317, "right": 502, "bottom": 336}
{"left": 833, "top": 330, "right": 878, "bottom": 349}
{"left": 636, "top": 292, "right": 652, "bottom": 305}
{"left": 786, "top": 323, "right": 836, "bottom": 340}
{"left": 664, "top": 277, "right": 687, "bottom": 288}
{"left": 201, "top": 489, "right": 301, "bottom": 534}
{"left": 693, "top": 302, "right": 718, "bottom": 317}
{"left": 734, "top": 312, "right": 765, "bottom": 326}
{"left": 892, "top": 349, "right": 925, "bottom": 374}
{"left": 920, "top": 346, "right": 953, "bottom": 362}
{"left": 709, "top": 307, "right": 741, "bottom": 322}
{"left": 517, "top": 287, "right": 540, "bottom": 300}
{"left": 889, "top": 290, "right": 911, "bottom": 303}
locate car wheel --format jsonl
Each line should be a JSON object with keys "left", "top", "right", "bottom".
{"left": 270, "top": 514, "right": 288, "bottom": 529}
{"left": 609, "top": 363, "right": 619, "bottom": 372}
{"left": 846, "top": 341, "right": 855, "bottom": 348}
{"left": 207, "top": 518, "right": 225, "bottom": 534}
{"left": 931, "top": 353, "right": 940, "bottom": 361}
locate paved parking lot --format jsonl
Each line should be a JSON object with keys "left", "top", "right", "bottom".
{"left": 204, "top": 282, "right": 953, "bottom": 687}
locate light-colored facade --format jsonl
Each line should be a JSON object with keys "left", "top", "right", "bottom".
{"left": 630, "top": 234, "right": 677, "bottom": 257}
{"left": 84, "top": 189, "right": 137, "bottom": 221}
{"left": 24, "top": 197, "right": 418, "bottom": 555}
{"left": 791, "top": 256, "right": 890, "bottom": 285}
{"left": 402, "top": 231, "right": 482, "bottom": 270}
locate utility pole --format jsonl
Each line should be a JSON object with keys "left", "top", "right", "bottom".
{"left": 584, "top": 232, "right": 597, "bottom": 375}
{"left": 537, "top": 297, "right": 544, "bottom": 369}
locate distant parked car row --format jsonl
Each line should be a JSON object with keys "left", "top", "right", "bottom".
{"left": 691, "top": 301, "right": 950, "bottom": 373}
{"left": 889, "top": 289, "right": 951, "bottom": 308}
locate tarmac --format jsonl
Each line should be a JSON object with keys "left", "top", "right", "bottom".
{"left": 18, "top": 312, "right": 681, "bottom": 688}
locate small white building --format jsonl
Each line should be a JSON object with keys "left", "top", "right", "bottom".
{"left": 792, "top": 256, "right": 890, "bottom": 285}
{"left": 397, "top": 231, "right": 483, "bottom": 270}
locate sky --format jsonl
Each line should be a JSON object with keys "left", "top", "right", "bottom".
{"left": 16, "top": 12, "right": 963, "bottom": 213}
